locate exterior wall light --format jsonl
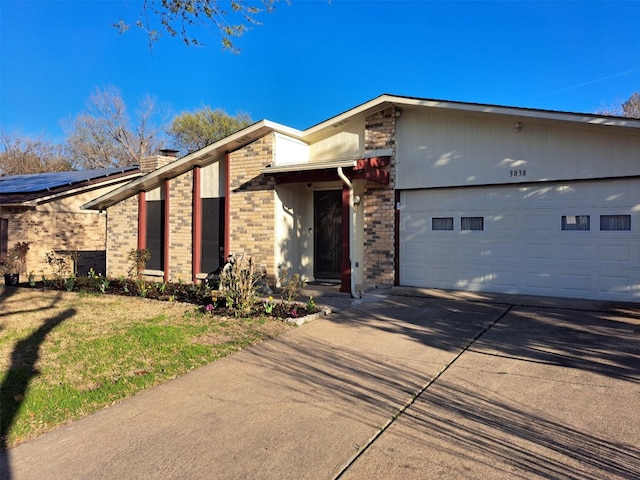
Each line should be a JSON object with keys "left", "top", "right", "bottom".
{"left": 514, "top": 121, "right": 523, "bottom": 132}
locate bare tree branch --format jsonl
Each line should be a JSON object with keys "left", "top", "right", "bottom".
{"left": 114, "top": 0, "right": 281, "bottom": 52}
{"left": 0, "top": 132, "right": 73, "bottom": 176}
{"left": 64, "top": 86, "right": 168, "bottom": 169}
{"left": 597, "top": 91, "right": 640, "bottom": 119}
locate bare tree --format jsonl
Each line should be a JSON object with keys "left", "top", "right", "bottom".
{"left": 114, "top": 0, "right": 279, "bottom": 52}
{"left": 621, "top": 92, "right": 640, "bottom": 119}
{"left": 64, "top": 86, "right": 167, "bottom": 169}
{"left": 0, "top": 131, "right": 73, "bottom": 176}
{"left": 597, "top": 91, "right": 640, "bottom": 119}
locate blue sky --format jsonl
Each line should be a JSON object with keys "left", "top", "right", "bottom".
{"left": 1, "top": 0, "right": 639, "bottom": 144}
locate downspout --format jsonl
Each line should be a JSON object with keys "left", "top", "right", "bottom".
{"left": 337, "top": 167, "right": 360, "bottom": 299}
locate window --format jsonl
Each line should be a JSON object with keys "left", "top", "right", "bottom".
{"left": 432, "top": 217, "right": 454, "bottom": 231}
{"left": 600, "top": 215, "right": 631, "bottom": 231}
{"left": 461, "top": 216, "right": 484, "bottom": 231}
{"left": 146, "top": 187, "right": 165, "bottom": 271}
{"left": 562, "top": 215, "right": 590, "bottom": 231}
{"left": 200, "top": 162, "right": 226, "bottom": 273}
{"left": 201, "top": 198, "right": 225, "bottom": 272}
{"left": 0, "top": 218, "right": 7, "bottom": 257}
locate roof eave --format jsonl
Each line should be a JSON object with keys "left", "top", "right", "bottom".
{"left": 1, "top": 172, "right": 142, "bottom": 208}
{"left": 31, "top": 173, "right": 142, "bottom": 206}
{"left": 300, "top": 94, "right": 640, "bottom": 142}
{"left": 260, "top": 159, "right": 356, "bottom": 175}
{"left": 83, "top": 120, "right": 303, "bottom": 211}
{"left": 83, "top": 95, "right": 640, "bottom": 212}
{"left": 392, "top": 96, "right": 640, "bottom": 127}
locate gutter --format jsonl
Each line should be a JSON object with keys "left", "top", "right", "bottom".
{"left": 337, "top": 167, "right": 360, "bottom": 299}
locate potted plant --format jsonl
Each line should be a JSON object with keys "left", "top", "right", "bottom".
{"left": 1, "top": 242, "right": 29, "bottom": 286}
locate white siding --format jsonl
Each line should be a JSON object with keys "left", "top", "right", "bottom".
{"left": 309, "top": 119, "right": 365, "bottom": 162}
{"left": 273, "top": 133, "right": 309, "bottom": 166}
{"left": 396, "top": 107, "right": 640, "bottom": 190}
{"left": 201, "top": 160, "right": 225, "bottom": 198}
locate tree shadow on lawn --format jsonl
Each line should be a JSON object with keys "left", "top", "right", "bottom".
{"left": 0, "top": 287, "right": 68, "bottom": 320}
{"left": 0, "top": 286, "right": 20, "bottom": 315}
{"left": 0, "top": 287, "right": 74, "bottom": 480}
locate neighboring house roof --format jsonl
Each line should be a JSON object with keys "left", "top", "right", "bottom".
{"left": 82, "top": 94, "right": 640, "bottom": 211}
{"left": 0, "top": 166, "right": 141, "bottom": 206}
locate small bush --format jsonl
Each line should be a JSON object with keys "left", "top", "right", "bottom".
{"left": 218, "top": 255, "right": 262, "bottom": 315}
{"left": 127, "top": 248, "right": 150, "bottom": 279}
{"left": 19, "top": 260, "right": 315, "bottom": 320}
{"left": 279, "top": 268, "right": 307, "bottom": 304}
{"left": 44, "top": 251, "right": 72, "bottom": 287}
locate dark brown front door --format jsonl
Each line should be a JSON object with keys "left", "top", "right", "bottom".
{"left": 314, "top": 190, "right": 342, "bottom": 279}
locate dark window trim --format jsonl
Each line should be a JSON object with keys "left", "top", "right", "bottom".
{"left": 200, "top": 197, "right": 225, "bottom": 273}
{"left": 432, "top": 217, "right": 454, "bottom": 231}
{"left": 562, "top": 215, "right": 590, "bottom": 231}
{"left": 599, "top": 214, "right": 631, "bottom": 231}
{"left": 146, "top": 199, "right": 165, "bottom": 271}
{"left": 461, "top": 216, "right": 484, "bottom": 231}
{"left": 0, "top": 218, "right": 8, "bottom": 257}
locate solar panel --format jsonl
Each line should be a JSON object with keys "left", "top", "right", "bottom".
{"left": 0, "top": 166, "right": 138, "bottom": 194}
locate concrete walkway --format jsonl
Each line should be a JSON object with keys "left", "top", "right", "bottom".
{"left": 3, "top": 288, "right": 639, "bottom": 479}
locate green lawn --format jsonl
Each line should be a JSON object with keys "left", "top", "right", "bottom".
{"left": 0, "top": 287, "right": 292, "bottom": 448}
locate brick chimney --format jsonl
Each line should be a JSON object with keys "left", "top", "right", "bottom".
{"left": 139, "top": 149, "right": 180, "bottom": 174}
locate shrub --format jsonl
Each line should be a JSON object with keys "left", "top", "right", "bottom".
{"left": 44, "top": 251, "right": 71, "bottom": 287}
{"left": 218, "top": 255, "right": 262, "bottom": 316}
{"left": 127, "top": 248, "right": 150, "bottom": 279}
{"left": 0, "top": 242, "right": 30, "bottom": 275}
{"left": 279, "top": 268, "right": 307, "bottom": 304}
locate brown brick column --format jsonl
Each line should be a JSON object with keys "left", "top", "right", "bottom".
{"left": 363, "top": 107, "right": 397, "bottom": 287}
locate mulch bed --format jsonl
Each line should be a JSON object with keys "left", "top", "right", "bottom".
{"left": 11, "top": 277, "right": 314, "bottom": 320}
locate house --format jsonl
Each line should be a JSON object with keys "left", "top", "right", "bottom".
{"left": 83, "top": 95, "right": 640, "bottom": 303}
{"left": 0, "top": 166, "right": 141, "bottom": 278}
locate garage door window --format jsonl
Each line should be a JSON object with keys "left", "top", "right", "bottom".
{"left": 562, "top": 215, "right": 590, "bottom": 231}
{"left": 461, "top": 217, "right": 484, "bottom": 231}
{"left": 432, "top": 217, "right": 454, "bottom": 230}
{"left": 600, "top": 215, "right": 631, "bottom": 231}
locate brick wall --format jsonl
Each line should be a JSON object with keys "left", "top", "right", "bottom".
{"left": 1, "top": 206, "right": 106, "bottom": 277}
{"left": 363, "top": 107, "right": 397, "bottom": 287}
{"left": 140, "top": 154, "right": 176, "bottom": 174}
{"left": 100, "top": 119, "right": 395, "bottom": 288}
{"left": 168, "top": 171, "right": 194, "bottom": 282}
{"left": 104, "top": 171, "right": 203, "bottom": 282}
{"left": 228, "top": 134, "right": 277, "bottom": 283}
{"left": 106, "top": 195, "right": 138, "bottom": 277}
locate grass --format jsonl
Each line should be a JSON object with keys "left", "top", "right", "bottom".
{"left": 0, "top": 286, "right": 293, "bottom": 449}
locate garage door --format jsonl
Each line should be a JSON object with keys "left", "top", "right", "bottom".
{"left": 399, "top": 179, "right": 640, "bottom": 302}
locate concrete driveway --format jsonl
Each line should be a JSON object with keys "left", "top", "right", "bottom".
{"left": 3, "top": 288, "right": 639, "bottom": 479}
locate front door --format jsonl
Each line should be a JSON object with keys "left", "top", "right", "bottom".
{"left": 314, "top": 190, "right": 342, "bottom": 279}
